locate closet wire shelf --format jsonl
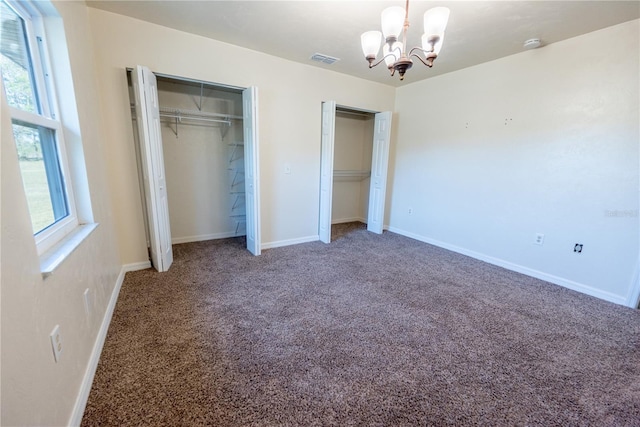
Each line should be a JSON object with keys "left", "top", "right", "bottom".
{"left": 130, "top": 104, "right": 242, "bottom": 138}
{"left": 333, "top": 170, "right": 371, "bottom": 181}
{"left": 158, "top": 107, "right": 242, "bottom": 138}
{"left": 159, "top": 107, "right": 241, "bottom": 123}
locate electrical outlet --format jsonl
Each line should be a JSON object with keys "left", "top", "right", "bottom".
{"left": 50, "top": 325, "right": 63, "bottom": 363}
{"left": 534, "top": 233, "right": 544, "bottom": 245}
{"left": 84, "top": 288, "right": 92, "bottom": 316}
{"left": 408, "top": 207, "right": 413, "bottom": 215}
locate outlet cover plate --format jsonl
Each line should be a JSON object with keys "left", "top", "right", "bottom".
{"left": 50, "top": 325, "right": 62, "bottom": 362}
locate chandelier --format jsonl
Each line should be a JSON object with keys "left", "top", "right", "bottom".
{"left": 361, "top": 1, "right": 450, "bottom": 80}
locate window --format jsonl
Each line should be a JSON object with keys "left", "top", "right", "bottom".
{"left": 1, "top": 0, "right": 78, "bottom": 254}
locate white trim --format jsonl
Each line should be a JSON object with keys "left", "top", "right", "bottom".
{"left": 8, "top": 107, "right": 59, "bottom": 128}
{"left": 35, "top": 214, "right": 79, "bottom": 256}
{"left": 171, "top": 232, "right": 241, "bottom": 244}
{"left": 261, "top": 235, "right": 319, "bottom": 250}
{"left": 625, "top": 261, "right": 640, "bottom": 308}
{"left": 69, "top": 266, "right": 126, "bottom": 427}
{"left": 40, "top": 223, "right": 98, "bottom": 277}
{"left": 366, "top": 111, "right": 392, "bottom": 235}
{"left": 387, "top": 226, "right": 628, "bottom": 307}
{"left": 242, "top": 86, "right": 261, "bottom": 256}
{"left": 153, "top": 71, "right": 244, "bottom": 92}
{"left": 5, "top": 3, "right": 80, "bottom": 256}
{"left": 331, "top": 217, "right": 366, "bottom": 225}
{"left": 122, "top": 261, "right": 151, "bottom": 272}
{"left": 5, "top": 0, "right": 33, "bottom": 19}
{"left": 318, "top": 101, "right": 336, "bottom": 244}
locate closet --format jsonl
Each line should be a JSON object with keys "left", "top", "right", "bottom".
{"left": 331, "top": 108, "right": 375, "bottom": 225}
{"left": 319, "top": 101, "right": 392, "bottom": 243}
{"left": 156, "top": 76, "right": 246, "bottom": 243}
{"left": 129, "top": 66, "right": 260, "bottom": 272}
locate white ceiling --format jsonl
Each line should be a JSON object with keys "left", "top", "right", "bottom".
{"left": 85, "top": 0, "right": 639, "bottom": 87}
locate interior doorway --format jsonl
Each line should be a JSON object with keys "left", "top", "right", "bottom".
{"left": 318, "top": 102, "right": 392, "bottom": 243}
{"left": 129, "top": 66, "right": 261, "bottom": 272}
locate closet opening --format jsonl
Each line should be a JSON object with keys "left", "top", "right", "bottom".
{"left": 333, "top": 108, "right": 375, "bottom": 229}
{"left": 319, "top": 102, "right": 392, "bottom": 243}
{"left": 128, "top": 67, "right": 261, "bottom": 272}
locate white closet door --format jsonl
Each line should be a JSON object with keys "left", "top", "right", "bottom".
{"left": 243, "top": 86, "right": 261, "bottom": 255}
{"left": 319, "top": 101, "right": 336, "bottom": 243}
{"left": 367, "top": 111, "right": 392, "bottom": 234}
{"left": 132, "top": 65, "right": 173, "bottom": 271}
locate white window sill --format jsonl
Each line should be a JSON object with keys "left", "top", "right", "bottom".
{"left": 40, "top": 223, "right": 99, "bottom": 278}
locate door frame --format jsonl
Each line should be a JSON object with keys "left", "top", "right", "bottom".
{"left": 131, "top": 68, "right": 262, "bottom": 266}
{"left": 318, "top": 102, "right": 392, "bottom": 242}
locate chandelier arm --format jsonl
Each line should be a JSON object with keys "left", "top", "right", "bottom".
{"left": 368, "top": 52, "right": 400, "bottom": 69}
{"left": 408, "top": 46, "right": 428, "bottom": 56}
{"left": 409, "top": 52, "right": 435, "bottom": 68}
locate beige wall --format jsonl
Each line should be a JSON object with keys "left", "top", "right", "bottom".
{"left": 388, "top": 20, "right": 640, "bottom": 304}
{"left": 1, "top": 2, "right": 122, "bottom": 426}
{"left": 332, "top": 114, "right": 374, "bottom": 223}
{"left": 88, "top": 8, "right": 396, "bottom": 262}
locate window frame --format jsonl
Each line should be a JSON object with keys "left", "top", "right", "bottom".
{"left": 2, "top": 0, "right": 79, "bottom": 255}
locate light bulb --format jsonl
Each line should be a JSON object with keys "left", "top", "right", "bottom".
{"left": 381, "top": 6, "right": 405, "bottom": 40}
{"left": 361, "top": 31, "right": 382, "bottom": 59}
{"left": 424, "top": 7, "right": 450, "bottom": 37}
{"left": 383, "top": 41, "right": 402, "bottom": 67}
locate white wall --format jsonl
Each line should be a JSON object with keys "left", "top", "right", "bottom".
{"left": 388, "top": 20, "right": 640, "bottom": 305}
{"left": 88, "top": 8, "right": 396, "bottom": 261}
{"left": 1, "top": 2, "right": 122, "bottom": 426}
{"left": 332, "top": 114, "right": 374, "bottom": 223}
{"left": 155, "top": 79, "right": 246, "bottom": 243}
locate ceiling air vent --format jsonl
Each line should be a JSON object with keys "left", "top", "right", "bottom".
{"left": 310, "top": 53, "right": 340, "bottom": 65}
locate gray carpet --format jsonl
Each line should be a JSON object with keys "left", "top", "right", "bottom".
{"left": 82, "top": 224, "right": 640, "bottom": 426}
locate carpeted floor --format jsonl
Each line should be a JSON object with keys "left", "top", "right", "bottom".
{"left": 82, "top": 224, "right": 640, "bottom": 426}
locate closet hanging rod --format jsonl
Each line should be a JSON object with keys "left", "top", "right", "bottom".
{"left": 159, "top": 106, "right": 242, "bottom": 121}
{"left": 336, "top": 109, "right": 374, "bottom": 119}
{"left": 333, "top": 170, "right": 371, "bottom": 178}
{"left": 159, "top": 112, "right": 231, "bottom": 125}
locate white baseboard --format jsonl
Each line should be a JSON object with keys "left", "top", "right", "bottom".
{"left": 387, "top": 226, "right": 628, "bottom": 307}
{"left": 261, "top": 235, "right": 319, "bottom": 250}
{"left": 69, "top": 266, "right": 126, "bottom": 426}
{"left": 172, "top": 232, "right": 243, "bottom": 244}
{"left": 122, "top": 261, "right": 151, "bottom": 272}
{"left": 331, "top": 217, "right": 366, "bottom": 225}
